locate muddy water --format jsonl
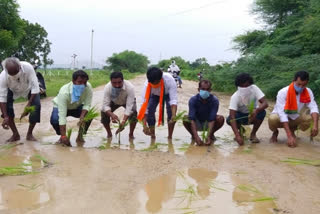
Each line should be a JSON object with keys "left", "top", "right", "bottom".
{"left": 138, "top": 168, "right": 277, "bottom": 214}
{"left": 1, "top": 75, "right": 320, "bottom": 213}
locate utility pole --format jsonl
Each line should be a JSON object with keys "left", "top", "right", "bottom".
{"left": 90, "top": 29, "right": 94, "bottom": 75}
{"left": 71, "top": 54, "right": 77, "bottom": 70}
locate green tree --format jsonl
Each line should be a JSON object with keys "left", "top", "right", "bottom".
{"left": 190, "top": 57, "right": 210, "bottom": 70}
{"left": 253, "top": 0, "right": 309, "bottom": 27}
{"left": 0, "top": 0, "right": 25, "bottom": 60}
{"left": 106, "top": 50, "right": 149, "bottom": 73}
{"left": 158, "top": 56, "right": 190, "bottom": 70}
{"left": 15, "top": 20, "right": 54, "bottom": 66}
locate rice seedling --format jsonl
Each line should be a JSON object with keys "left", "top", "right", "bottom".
{"left": 0, "top": 165, "right": 36, "bottom": 176}
{"left": 247, "top": 100, "right": 255, "bottom": 115}
{"left": 172, "top": 206, "right": 210, "bottom": 214}
{"left": 79, "top": 106, "right": 99, "bottom": 138}
{"left": 31, "top": 154, "right": 52, "bottom": 167}
{"left": 237, "top": 184, "right": 260, "bottom": 193}
{"left": 178, "top": 143, "right": 191, "bottom": 152}
{"left": 173, "top": 111, "right": 188, "bottom": 122}
{"left": 242, "top": 146, "right": 252, "bottom": 154}
{"left": 23, "top": 106, "right": 36, "bottom": 114}
{"left": 239, "top": 125, "right": 246, "bottom": 140}
{"left": 115, "top": 120, "right": 129, "bottom": 144}
{"left": 251, "top": 197, "right": 276, "bottom": 202}
{"left": 142, "top": 143, "right": 159, "bottom": 152}
{"left": 201, "top": 121, "right": 209, "bottom": 142}
{"left": 18, "top": 183, "right": 42, "bottom": 190}
{"left": 98, "top": 142, "right": 111, "bottom": 150}
{"left": 0, "top": 143, "right": 19, "bottom": 151}
{"left": 176, "top": 184, "right": 199, "bottom": 207}
{"left": 281, "top": 158, "right": 320, "bottom": 166}
{"left": 209, "top": 180, "right": 228, "bottom": 192}
{"left": 67, "top": 128, "right": 73, "bottom": 140}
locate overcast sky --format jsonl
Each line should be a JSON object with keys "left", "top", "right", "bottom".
{"left": 18, "top": 0, "right": 261, "bottom": 67}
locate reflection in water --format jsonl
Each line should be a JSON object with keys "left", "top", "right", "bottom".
{"left": 144, "top": 174, "right": 177, "bottom": 213}
{"left": 188, "top": 168, "right": 218, "bottom": 199}
{"left": 139, "top": 169, "right": 277, "bottom": 214}
{"left": 0, "top": 188, "right": 50, "bottom": 210}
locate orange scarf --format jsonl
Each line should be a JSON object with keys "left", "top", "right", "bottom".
{"left": 137, "top": 79, "right": 165, "bottom": 126}
{"left": 284, "top": 82, "right": 310, "bottom": 114}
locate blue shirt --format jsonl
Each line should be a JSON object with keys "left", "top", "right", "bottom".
{"left": 188, "top": 94, "right": 219, "bottom": 122}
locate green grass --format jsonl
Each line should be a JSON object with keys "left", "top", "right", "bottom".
{"left": 281, "top": 158, "right": 320, "bottom": 166}
{"left": 16, "top": 69, "right": 143, "bottom": 102}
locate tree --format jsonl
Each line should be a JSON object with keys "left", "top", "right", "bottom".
{"left": 190, "top": 57, "right": 210, "bottom": 70}
{"left": 253, "top": 0, "right": 309, "bottom": 27}
{"left": 233, "top": 30, "right": 269, "bottom": 55}
{"left": 158, "top": 56, "right": 190, "bottom": 70}
{"left": 106, "top": 50, "right": 149, "bottom": 73}
{"left": 15, "top": 20, "right": 53, "bottom": 66}
{"left": 0, "top": 0, "right": 25, "bottom": 60}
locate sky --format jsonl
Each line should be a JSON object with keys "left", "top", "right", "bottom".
{"left": 18, "top": 0, "right": 261, "bottom": 68}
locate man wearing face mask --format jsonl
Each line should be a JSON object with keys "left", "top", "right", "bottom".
{"left": 183, "top": 80, "right": 224, "bottom": 146}
{"left": 269, "top": 71, "right": 319, "bottom": 148}
{"left": 50, "top": 70, "right": 93, "bottom": 146}
{"left": 0, "top": 57, "right": 41, "bottom": 142}
{"left": 138, "top": 67, "right": 178, "bottom": 139}
{"left": 227, "top": 73, "right": 268, "bottom": 146}
{"left": 101, "top": 71, "right": 137, "bottom": 139}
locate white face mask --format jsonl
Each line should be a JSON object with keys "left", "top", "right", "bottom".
{"left": 238, "top": 85, "right": 252, "bottom": 104}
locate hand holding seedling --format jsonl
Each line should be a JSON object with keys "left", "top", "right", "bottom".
{"left": 110, "top": 113, "right": 120, "bottom": 123}
{"left": 287, "top": 135, "right": 296, "bottom": 148}
{"left": 195, "top": 136, "right": 204, "bottom": 146}
{"left": 2, "top": 116, "right": 9, "bottom": 129}
{"left": 235, "top": 134, "right": 244, "bottom": 146}
{"left": 248, "top": 109, "right": 257, "bottom": 124}
{"left": 143, "top": 125, "right": 151, "bottom": 136}
{"left": 115, "top": 121, "right": 126, "bottom": 135}
{"left": 204, "top": 138, "right": 213, "bottom": 146}
{"left": 60, "top": 136, "right": 71, "bottom": 147}
{"left": 20, "top": 104, "right": 33, "bottom": 120}
{"left": 77, "top": 117, "right": 85, "bottom": 127}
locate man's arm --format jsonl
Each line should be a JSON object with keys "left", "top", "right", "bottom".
{"left": 250, "top": 97, "right": 268, "bottom": 122}
{"left": 190, "top": 120, "right": 203, "bottom": 145}
{"left": 0, "top": 102, "right": 9, "bottom": 129}
{"left": 229, "top": 109, "right": 244, "bottom": 145}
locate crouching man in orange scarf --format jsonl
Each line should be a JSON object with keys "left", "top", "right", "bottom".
{"left": 269, "top": 71, "right": 319, "bottom": 148}
{"left": 138, "top": 67, "right": 177, "bottom": 139}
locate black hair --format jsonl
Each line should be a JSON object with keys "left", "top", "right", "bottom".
{"left": 72, "top": 70, "right": 89, "bottom": 81}
{"left": 198, "top": 79, "right": 212, "bottom": 89}
{"left": 294, "top": 71, "right": 309, "bottom": 81}
{"left": 147, "top": 67, "right": 163, "bottom": 83}
{"left": 235, "top": 73, "right": 254, "bottom": 87}
{"left": 110, "top": 71, "right": 123, "bottom": 80}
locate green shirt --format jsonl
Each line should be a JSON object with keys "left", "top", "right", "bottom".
{"left": 52, "top": 82, "right": 93, "bottom": 125}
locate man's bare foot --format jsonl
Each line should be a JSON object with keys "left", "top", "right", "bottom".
{"left": 7, "top": 134, "right": 20, "bottom": 142}
{"left": 249, "top": 134, "right": 260, "bottom": 143}
{"left": 270, "top": 130, "right": 279, "bottom": 143}
{"left": 167, "top": 135, "right": 172, "bottom": 140}
{"left": 76, "top": 136, "right": 85, "bottom": 143}
{"left": 107, "top": 134, "right": 113, "bottom": 139}
{"left": 26, "top": 134, "right": 37, "bottom": 141}
{"left": 129, "top": 134, "right": 134, "bottom": 139}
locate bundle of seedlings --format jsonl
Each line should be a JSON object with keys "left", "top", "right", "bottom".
{"left": 78, "top": 106, "right": 99, "bottom": 139}
{"left": 20, "top": 105, "right": 36, "bottom": 120}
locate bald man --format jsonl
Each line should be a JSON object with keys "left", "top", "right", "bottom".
{"left": 0, "top": 57, "right": 41, "bottom": 142}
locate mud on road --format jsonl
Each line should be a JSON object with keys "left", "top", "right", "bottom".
{"left": 1, "top": 75, "right": 320, "bottom": 214}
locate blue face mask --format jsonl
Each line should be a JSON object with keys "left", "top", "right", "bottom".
{"left": 71, "top": 84, "right": 86, "bottom": 103}
{"left": 199, "top": 90, "right": 210, "bottom": 100}
{"left": 111, "top": 87, "right": 122, "bottom": 99}
{"left": 294, "top": 84, "right": 304, "bottom": 94}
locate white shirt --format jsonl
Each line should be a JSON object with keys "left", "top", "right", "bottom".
{"left": 272, "top": 86, "right": 319, "bottom": 122}
{"left": 102, "top": 80, "right": 136, "bottom": 116}
{"left": 141, "top": 72, "right": 178, "bottom": 106}
{"left": 229, "top": 84, "right": 265, "bottom": 114}
{"left": 0, "top": 61, "right": 40, "bottom": 102}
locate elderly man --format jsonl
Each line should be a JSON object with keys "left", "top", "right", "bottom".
{"left": 101, "top": 71, "right": 137, "bottom": 139}
{"left": 269, "top": 71, "right": 319, "bottom": 148}
{"left": 138, "top": 67, "right": 177, "bottom": 139}
{"left": 183, "top": 80, "right": 224, "bottom": 146}
{"left": 50, "top": 70, "right": 93, "bottom": 146}
{"left": 0, "top": 57, "right": 41, "bottom": 142}
{"left": 226, "top": 73, "right": 268, "bottom": 146}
